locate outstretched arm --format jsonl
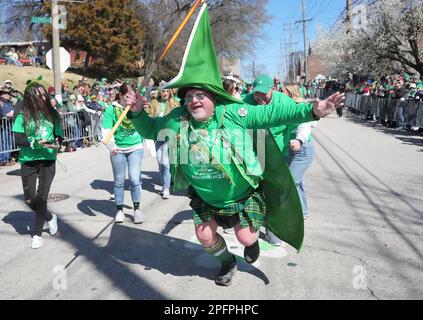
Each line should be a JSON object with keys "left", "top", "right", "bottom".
{"left": 231, "top": 92, "right": 344, "bottom": 129}
{"left": 124, "top": 90, "right": 167, "bottom": 140}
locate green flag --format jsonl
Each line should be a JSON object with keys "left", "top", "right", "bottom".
{"left": 165, "top": 3, "right": 241, "bottom": 104}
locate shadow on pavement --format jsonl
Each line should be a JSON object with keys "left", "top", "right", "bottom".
{"left": 141, "top": 170, "right": 161, "bottom": 194}
{"left": 6, "top": 169, "right": 21, "bottom": 176}
{"left": 2, "top": 211, "right": 33, "bottom": 235}
{"left": 105, "top": 224, "right": 270, "bottom": 286}
{"left": 90, "top": 179, "right": 115, "bottom": 195}
{"left": 77, "top": 199, "right": 120, "bottom": 218}
{"left": 55, "top": 220, "right": 168, "bottom": 299}
{"left": 344, "top": 111, "right": 423, "bottom": 148}
{"left": 160, "top": 209, "right": 192, "bottom": 235}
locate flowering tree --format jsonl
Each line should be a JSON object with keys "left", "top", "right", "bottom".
{"left": 315, "top": 0, "right": 423, "bottom": 78}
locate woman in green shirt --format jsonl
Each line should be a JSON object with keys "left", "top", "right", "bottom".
{"left": 12, "top": 83, "right": 63, "bottom": 249}
{"left": 153, "top": 87, "right": 179, "bottom": 199}
{"left": 102, "top": 83, "right": 145, "bottom": 224}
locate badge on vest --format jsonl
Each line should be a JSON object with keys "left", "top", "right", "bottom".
{"left": 238, "top": 108, "right": 248, "bottom": 117}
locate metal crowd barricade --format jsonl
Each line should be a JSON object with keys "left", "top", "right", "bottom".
{"left": 386, "top": 98, "right": 397, "bottom": 122}
{"left": 369, "top": 96, "right": 378, "bottom": 116}
{"left": 0, "top": 117, "right": 18, "bottom": 156}
{"left": 1, "top": 112, "right": 99, "bottom": 156}
{"left": 354, "top": 94, "right": 362, "bottom": 112}
{"left": 346, "top": 93, "right": 423, "bottom": 129}
{"left": 405, "top": 101, "right": 419, "bottom": 128}
{"left": 60, "top": 111, "right": 100, "bottom": 145}
{"left": 345, "top": 92, "right": 353, "bottom": 108}
{"left": 416, "top": 102, "right": 423, "bottom": 128}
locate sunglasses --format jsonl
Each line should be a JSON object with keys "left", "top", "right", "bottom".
{"left": 185, "top": 92, "right": 206, "bottom": 104}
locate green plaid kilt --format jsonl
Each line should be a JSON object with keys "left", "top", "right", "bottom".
{"left": 189, "top": 186, "right": 267, "bottom": 230}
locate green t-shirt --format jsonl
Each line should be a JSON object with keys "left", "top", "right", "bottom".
{"left": 102, "top": 103, "right": 144, "bottom": 148}
{"left": 180, "top": 119, "right": 252, "bottom": 208}
{"left": 98, "top": 101, "right": 107, "bottom": 110}
{"left": 244, "top": 91, "right": 292, "bottom": 157}
{"left": 12, "top": 113, "right": 63, "bottom": 164}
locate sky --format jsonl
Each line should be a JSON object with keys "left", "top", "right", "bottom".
{"left": 241, "top": 0, "right": 347, "bottom": 81}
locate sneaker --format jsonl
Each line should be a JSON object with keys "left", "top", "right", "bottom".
{"left": 244, "top": 240, "right": 260, "bottom": 264}
{"left": 223, "top": 228, "right": 235, "bottom": 234}
{"left": 215, "top": 256, "right": 237, "bottom": 286}
{"left": 31, "top": 235, "right": 43, "bottom": 249}
{"left": 265, "top": 229, "right": 284, "bottom": 247}
{"left": 4, "top": 160, "right": 15, "bottom": 166}
{"left": 47, "top": 214, "right": 58, "bottom": 236}
{"left": 162, "top": 188, "right": 170, "bottom": 199}
{"left": 114, "top": 210, "right": 125, "bottom": 224}
{"left": 133, "top": 209, "right": 144, "bottom": 224}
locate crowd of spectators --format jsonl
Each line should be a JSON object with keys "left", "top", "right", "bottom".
{"left": 0, "top": 44, "right": 46, "bottom": 67}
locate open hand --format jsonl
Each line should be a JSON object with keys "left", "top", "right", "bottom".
{"left": 313, "top": 92, "right": 345, "bottom": 118}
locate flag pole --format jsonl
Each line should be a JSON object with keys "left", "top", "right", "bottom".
{"left": 103, "top": 0, "right": 204, "bottom": 145}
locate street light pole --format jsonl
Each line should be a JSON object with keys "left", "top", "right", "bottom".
{"left": 52, "top": 0, "right": 62, "bottom": 104}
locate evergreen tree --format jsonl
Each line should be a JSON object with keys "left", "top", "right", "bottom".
{"left": 42, "top": 0, "right": 143, "bottom": 75}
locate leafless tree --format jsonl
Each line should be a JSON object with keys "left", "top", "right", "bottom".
{"left": 130, "top": 0, "right": 269, "bottom": 80}
{"left": 1, "top": 0, "right": 45, "bottom": 41}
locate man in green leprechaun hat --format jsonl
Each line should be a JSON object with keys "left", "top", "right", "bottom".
{"left": 124, "top": 2, "right": 344, "bottom": 286}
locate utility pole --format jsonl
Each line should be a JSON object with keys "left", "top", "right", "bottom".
{"left": 296, "top": 0, "right": 313, "bottom": 82}
{"left": 283, "top": 23, "right": 297, "bottom": 83}
{"left": 346, "top": 0, "right": 353, "bottom": 33}
{"left": 252, "top": 60, "right": 256, "bottom": 78}
{"left": 52, "top": 0, "right": 62, "bottom": 104}
{"left": 283, "top": 40, "right": 289, "bottom": 82}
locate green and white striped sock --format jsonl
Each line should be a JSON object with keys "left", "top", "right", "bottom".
{"left": 204, "top": 233, "right": 234, "bottom": 264}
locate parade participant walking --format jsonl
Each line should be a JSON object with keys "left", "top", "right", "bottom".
{"left": 282, "top": 84, "right": 317, "bottom": 220}
{"left": 244, "top": 75, "right": 303, "bottom": 246}
{"left": 12, "top": 82, "right": 63, "bottom": 249}
{"left": 124, "top": 4, "right": 344, "bottom": 286}
{"left": 102, "top": 83, "right": 145, "bottom": 224}
{"left": 152, "top": 83, "right": 179, "bottom": 199}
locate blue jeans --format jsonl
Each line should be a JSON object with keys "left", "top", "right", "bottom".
{"left": 110, "top": 148, "right": 144, "bottom": 206}
{"left": 288, "top": 141, "right": 315, "bottom": 216}
{"left": 155, "top": 141, "right": 171, "bottom": 190}
{"left": 396, "top": 101, "right": 406, "bottom": 128}
{"left": 7, "top": 57, "right": 23, "bottom": 67}
{"left": 0, "top": 128, "right": 12, "bottom": 162}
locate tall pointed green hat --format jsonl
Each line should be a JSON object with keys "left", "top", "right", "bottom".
{"left": 164, "top": 3, "right": 242, "bottom": 104}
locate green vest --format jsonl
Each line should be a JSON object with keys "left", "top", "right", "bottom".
{"left": 128, "top": 96, "right": 316, "bottom": 251}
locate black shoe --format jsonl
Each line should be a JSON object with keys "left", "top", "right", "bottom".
{"left": 244, "top": 240, "right": 260, "bottom": 264}
{"left": 215, "top": 257, "right": 237, "bottom": 286}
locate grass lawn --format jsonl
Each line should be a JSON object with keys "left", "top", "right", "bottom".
{"left": 0, "top": 65, "right": 92, "bottom": 92}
